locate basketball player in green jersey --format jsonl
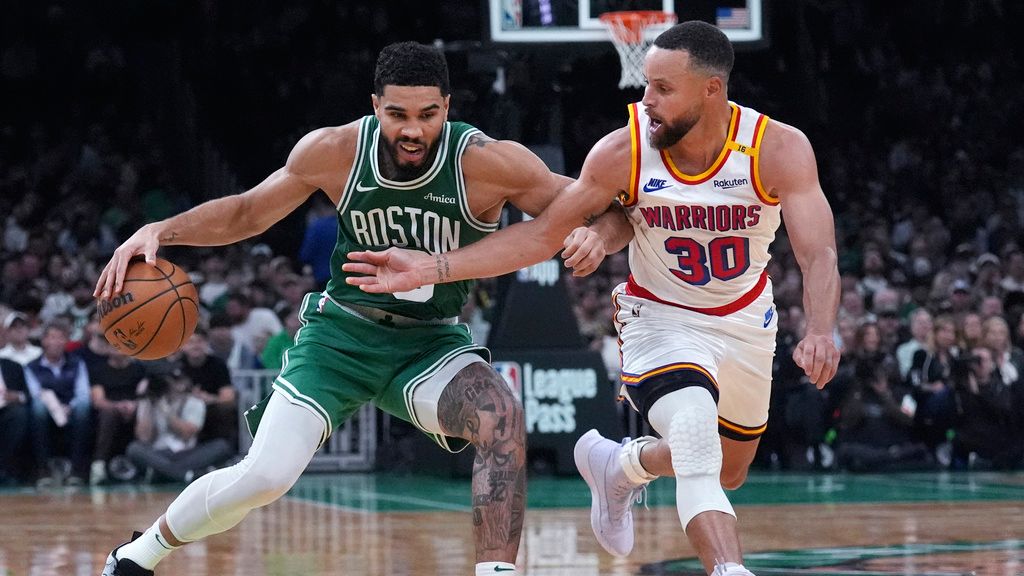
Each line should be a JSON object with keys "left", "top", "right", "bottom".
{"left": 94, "top": 42, "right": 596, "bottom": 576}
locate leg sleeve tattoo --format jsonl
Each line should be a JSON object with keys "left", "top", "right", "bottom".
{"left": 437, "top": 363, "right": 527, "bottom": 563}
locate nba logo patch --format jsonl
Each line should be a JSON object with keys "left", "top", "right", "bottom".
{"left": 493, "top": 361, "right": 522, "bottom": 401}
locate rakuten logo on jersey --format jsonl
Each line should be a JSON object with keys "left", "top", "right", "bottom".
{"left": 713, "top": 177, "right": 749, "bottom": 189}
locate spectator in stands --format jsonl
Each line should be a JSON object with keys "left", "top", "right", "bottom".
{"left": 896, "top": 308, "right": 932, "bottom": 380}
{"left": 772, "top": 306, "right": 831, "bottom": 470}
{"left": 838, "top": 290, "right": 869, "bottom": 326}
{"left": 126, "top": 366, "right": 233, "bottom": 483}
{"left": 979, "top": 295, "right": 1004, "bottom": 320}
{"left": 260, "top": 306, "right": 299, "bottom": 371}
{"left": 76, "top": 319, "right": 111, "bottom": 373}
{"left": 0, "top": 356, "right": 30, "bottom": 485}
{"left": 959, "top": 312, "right": 984, "bottom": 350}
{"left": 952, "top": 347, "right": 1024, "bottom": 470}
{"left": 179, "top": 329, "right": 238, "bottom": 449}
{"left": 857, "top": 243, "right": 890, "bottom": 298}
{"left": 89, "top": 342, "right": 147, "bottom": 485}
{"left": 298, "top": 195, "right": 339, "bottom": 289}
{"left": 25, "top": 321, "right": 91, "bottom": 486}
{"left": 208, "top": 313, "right": 258, "bottom": 371}
{"left": 197, "top": 252, "right": 230, "bottom": 310}
{"left": 274, "top": 273, "right": 308, "bottom": 316}
{"left": 872, "top": 287, "right": 904, "bottom": 351}
{"left": 948, "top": 280, "right": 975, "bottom": 317}
{"left": 836, "top": 360, "right": 932, "bottom": 472}
{"left": 972, "top": 253, "right": 1003, "bottom": 300}
{"left": 0, "top": 311, "right": 41, "bottom": 365}
{"left": 37, "top": 267, "right": 79, "bottom": 324}
{"left": 983, "top": 316, "right": 1024, "bottom": 388}
{"left": 835, "top": 315, "right": 857, "bottom": 355}
{"left": 906, "top": 315, "right": 959, "bottom": 463}
{"left": 999, "top": 250, "right": 1024, "bottom": 295}
{"left": 64, "top": 277, "right": 97, "bottom": 344}
{"left": 225, "top": 291, "right": 282, "bottom": 357}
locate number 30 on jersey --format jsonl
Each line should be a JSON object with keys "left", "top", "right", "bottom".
{"left": 664, "top": 236, "right": 750, "bottom": 285}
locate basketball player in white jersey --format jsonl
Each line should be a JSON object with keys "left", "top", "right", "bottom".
{"left": 344, "top": 21, "right": 840, "bottom": 576}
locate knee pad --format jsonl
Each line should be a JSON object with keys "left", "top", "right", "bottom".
{"left": 650, "top": 387, "right": 735, "bottom": 533}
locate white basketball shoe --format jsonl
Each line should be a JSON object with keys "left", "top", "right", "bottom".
{"left": 574, "top": 429, "right": 649, "bottom": 557}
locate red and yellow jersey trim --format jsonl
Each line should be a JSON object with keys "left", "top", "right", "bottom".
{"left": 750, "top": 114, "right": 778, "bottom": 205}
{"left": 718, "top": 416, "right": 767, "bottom": 438}
{"left": 660, "top": 103, "right": 740, "bottom": 185}
{"left": 621, "top": 362, "right": 718, "bottom": 387}
{"left": 626, "top": 269, "right": 768, "bottom": 317}
{"left": 619, "top": 103, "right": 643, "bottom": 207}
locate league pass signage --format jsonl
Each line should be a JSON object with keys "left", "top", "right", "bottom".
{"left": 491, "top": 350, "right": 621, "bottom": 475}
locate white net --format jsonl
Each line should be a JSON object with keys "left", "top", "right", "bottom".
{"left": 599, "top": 11, "right": 677, "bottom": 89}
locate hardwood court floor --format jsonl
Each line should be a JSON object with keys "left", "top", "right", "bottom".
{"left": 1, "top": 472, "right": 1023, "bottom": 575}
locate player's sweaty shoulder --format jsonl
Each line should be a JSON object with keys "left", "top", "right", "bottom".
{"left": 461, "top": 132, "right": 551, "bottom": 188}
{"left": 580, "top": 126, "right": 633, "bottom": 186}
{"left": 287, "top": 122, "right": 360, "bottom": 189}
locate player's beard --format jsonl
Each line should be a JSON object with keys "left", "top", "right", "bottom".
{"left": 379, "top": 135, "right": 442, "bottom": 181}
{"left": 650, "top": 110, "right": 700, "bottom": 150}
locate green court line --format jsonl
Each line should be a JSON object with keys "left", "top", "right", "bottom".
{"left": 279, "top": 471, "right": 1024, "bottom": 513}
{"left": 3, "top": 471, "right": 1022, "bottom": 514}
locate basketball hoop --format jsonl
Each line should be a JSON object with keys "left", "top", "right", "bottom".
{"left": 599, "top": 11, "right": 677, "bottom": 89}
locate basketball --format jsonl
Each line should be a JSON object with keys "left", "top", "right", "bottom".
{"left": 97, "top": 257, "right": 200, "bottom": 360}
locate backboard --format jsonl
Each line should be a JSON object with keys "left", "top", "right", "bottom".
{"left": 489, "top": 0, "right": 763, "bottom": 45}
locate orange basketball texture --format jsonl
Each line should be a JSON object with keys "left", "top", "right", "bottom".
{"left": 97, "top": 258, "right": 199, "bottom": 360}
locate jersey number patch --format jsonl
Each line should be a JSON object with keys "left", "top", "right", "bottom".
{"left": 664, "top": 236, "right": 750, "bottom": 285}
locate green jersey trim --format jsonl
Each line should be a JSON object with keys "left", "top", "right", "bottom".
{"left": 337, "top": 117, "right": 375, "bottom": 216}
{"left": 402, "top": 343, "right": 490, "bottom": 453}
{"left": 453, "top": 128, "right": 500, "bottom": 233}
{"left": 369, "top": 122, "right": 451, "bottom": 190}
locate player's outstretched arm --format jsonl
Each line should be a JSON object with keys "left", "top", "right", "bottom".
{"left": 96, "top": 127, "right": 351, "bottom": 298}
{"left": 344, "top": 128, "right": 632, "bottom": 292}
{"left": 762, "top": 121, "right": 841, "bottom": 387}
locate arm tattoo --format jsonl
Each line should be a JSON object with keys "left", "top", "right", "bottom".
{"left": 583, "top": 213, "right": 600, "bottom": 227}
{"left": 434, "top": 254, "right": 451, "bottom": 283}
{"left": 467, "top": 133, "right": 496, "bottom": 148}
{"left": 437, "top": 363, "right": 526, "bottom": 556}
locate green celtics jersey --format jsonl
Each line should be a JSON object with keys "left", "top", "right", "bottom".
{"left": 327, "top": 116, "right": 498, "bottom": 320}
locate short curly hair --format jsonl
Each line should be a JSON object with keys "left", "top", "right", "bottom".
{"left": 374, "top": 41, "right": 450, "bottom": 96}
{"left": 654, "top": 20, "right": 734, "bottom": 80}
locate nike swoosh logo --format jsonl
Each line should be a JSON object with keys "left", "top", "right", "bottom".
{"left": 763, "top": 307, "right": 774, "bottom": 328}
{"left": 493, "top": 568, "right": 515, "bottom": 573}
{"left": 355, "top": 182, "right": 378, "bottom": 192}
{"left": 642, "top": 182, "right": 672, "bottom": 193}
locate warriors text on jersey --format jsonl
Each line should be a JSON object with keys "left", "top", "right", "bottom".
{"left": 620, "top": 101, "right": 782, "bottom": 314}
{"left": 328, "top": 116, "right": 498, "bottom": 320}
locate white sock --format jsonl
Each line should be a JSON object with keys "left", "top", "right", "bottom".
{"left": 118, "top": 519, "right": 180, "bottom": 570}
{"left": 715, "top": 561, "right": 754, "bottom": 575}
{"left": 475, "top": 561, "right": 517, "bottom": 575}
{"left": 620, "top": 436, "right": 659, "bottom": 484}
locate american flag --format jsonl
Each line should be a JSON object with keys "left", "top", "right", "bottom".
{"left": 716, "top": 7, "right": 750, "bottom": 29}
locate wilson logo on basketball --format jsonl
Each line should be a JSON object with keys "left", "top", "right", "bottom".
{"left": 97, "top": 293, "right": 136, "bottom": 320}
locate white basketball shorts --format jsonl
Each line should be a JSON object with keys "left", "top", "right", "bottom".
{"left": 611, "top": 280, "right": 778, "bottom": 440}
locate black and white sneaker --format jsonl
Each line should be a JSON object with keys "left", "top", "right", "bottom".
{"left": 101, "top": 531, "right": 154, "bottom": 576}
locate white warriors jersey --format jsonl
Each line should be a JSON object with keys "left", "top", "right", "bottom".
{"left": 620, "top": 101, "right": 782, "bottom": 314}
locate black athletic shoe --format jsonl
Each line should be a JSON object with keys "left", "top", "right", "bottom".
{"left": 100, "top": 531, "right": 154, "bottom": 576}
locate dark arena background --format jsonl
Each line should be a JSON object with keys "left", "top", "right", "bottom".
{"left": 2, "top": 1, "right": 1024, "bottom": 575}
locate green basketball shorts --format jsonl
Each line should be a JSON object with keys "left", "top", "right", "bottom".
{"left": 243, "top": 292, "right": 488, "bottom": 451}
